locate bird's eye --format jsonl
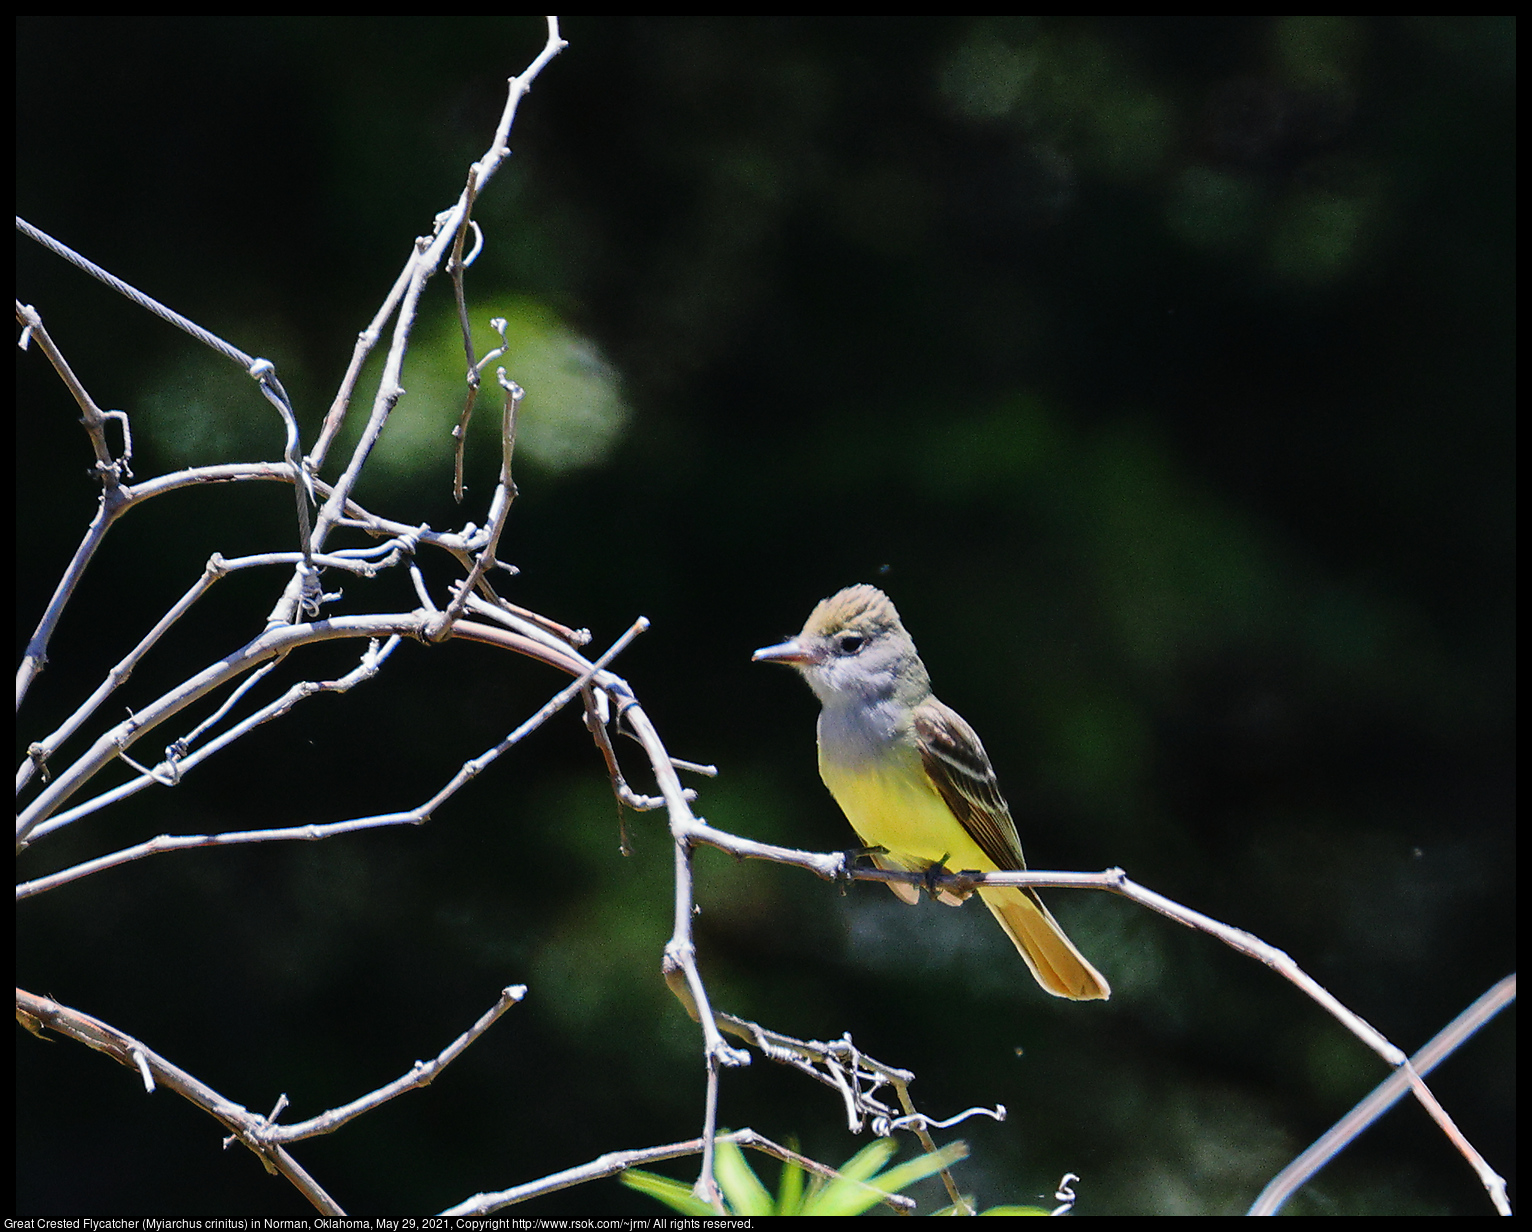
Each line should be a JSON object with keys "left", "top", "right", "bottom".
{"left": 836, "top": 632, "right": 866, "bottom": 655}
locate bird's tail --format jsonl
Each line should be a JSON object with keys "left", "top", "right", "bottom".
{"left": 981, "top": 886, "right": 1111, "bottom": 1001}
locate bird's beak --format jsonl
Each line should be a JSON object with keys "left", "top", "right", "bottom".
{"left": 752, "top": 638, "right": 818, "bottom": 666}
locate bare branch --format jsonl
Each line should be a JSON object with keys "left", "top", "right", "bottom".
{"left": 1250, "top": 974, "right": 1516, "bottom": 1216}
{"left": 265, "top": 986, "right": 529, "bottom": 1143}
{"left": 16, "top": 987, "right": 344, "bottom": 1214}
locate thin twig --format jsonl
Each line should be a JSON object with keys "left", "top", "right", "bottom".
{"left": 1249, "top": 974, "right": 1515, "bottom": 1216}
{"left": 16, "top": 988, "right": 344, "bottom": 1214}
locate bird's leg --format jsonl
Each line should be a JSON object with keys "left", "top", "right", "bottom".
{"left": 924, "top": 854, "right": 975, "bottom": 906}
{"left": 924, "top": 853, "right": 952, "bottom": 900}
{"left": 835, "top": 845, "right": 887, "bottom": 895}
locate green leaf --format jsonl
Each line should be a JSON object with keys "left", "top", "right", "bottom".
{"left": 829, "top": 1136, "right": 899, "bottom": 1184}
{"left": 622, "top": 1135, "right": 971, "bottom": 1217}
{"left": 867, "top": 1139, "right": 969, "bottom": 1195}
{"left": 775, "top": 1150, "right": 806, "bottom": 1216}
{"left": 619, "top": 1168, "right": 716, "bottom": 1216}
{"left": 713, "top": 1139, "right": 775, "bottom": 1216}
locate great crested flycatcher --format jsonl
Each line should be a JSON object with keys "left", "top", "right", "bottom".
{"left": 754, "top": 584, "right": 1110, "bottom": 1001}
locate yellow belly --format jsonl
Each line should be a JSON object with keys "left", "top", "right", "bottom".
{"left": 818, "top": 750, "right": 998, "bottom": 874}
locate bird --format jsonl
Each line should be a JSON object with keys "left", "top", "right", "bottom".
{"left": 754, "top": 584, "right": 1109, "bottom": 1000}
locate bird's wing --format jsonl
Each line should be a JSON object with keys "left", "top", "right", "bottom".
{"left": 913, "top": 697, "right": 1027, "bottom": 871}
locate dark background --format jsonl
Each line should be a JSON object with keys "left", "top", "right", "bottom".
{"left": 17, "top": 17, "right": 1514, "bottom": 1216}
